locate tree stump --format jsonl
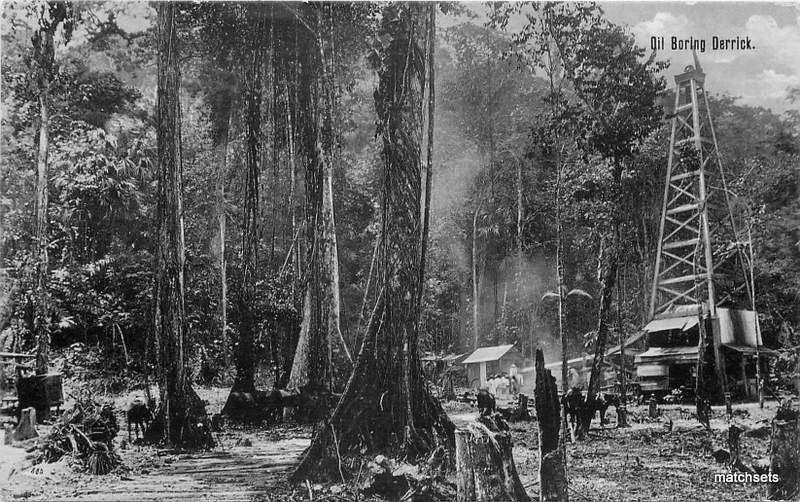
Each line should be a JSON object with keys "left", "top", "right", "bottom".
{"left": 534, "top": 349, "right": 568, "bottom": 502}
{"left": 454, "top": 420, "right": 529, "bottom": 502}
{"left": 724, "top": 392, "right": 733, "bottom": 420}
{"left": 4, "top": 407, "right": 38, "bottom": 445}
{"left": 697, "top": 398, "right": 712, "bottom": 430}
{"left": 727, "top": 424, "right": 746, "bottom": 471}
{"left": 513, "top": 394, "right": 531, "bottom": 421}
{"left": 648, "top": 397, "right": 659, "bottom": 418}
{"left": 616, "top": 401, "right": 628, "bottom": 428}
{"left": 768, "top": 407, "right": 800, "bottom": 500}
{"left": 455, "top": 430, "right": 475, "bottom": 501}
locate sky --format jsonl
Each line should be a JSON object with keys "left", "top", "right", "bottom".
{"left": 4, "top": 1, "right": 797, "bottom": 114}
{"left": 443, "top": 1, "right": 800, "bottom": 114}
{"left": 603, "top": 2, "right": 800, "bottom": 113}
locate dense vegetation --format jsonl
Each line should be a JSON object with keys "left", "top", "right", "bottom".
{"left": 1, "top": 0, "right": 798, "bottom": 438}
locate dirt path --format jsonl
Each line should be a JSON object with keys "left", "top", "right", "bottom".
{"left": 67, "top": 437, "right": 308, "bottom": 501}
{"left": 2, "top": 428, "right": 311, "bottom": 501}
{"left": 1, "top": 398, "right": 782, "bottom": 501}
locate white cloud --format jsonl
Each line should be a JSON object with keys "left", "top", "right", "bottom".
{"left": 745, "top": 14, "right": 800, "bottom": 72}
{"left": 631, "top": 12, "right": 691, "bottom": 47}
{"left": 635, "top": 12, "right": 691, "bottom": 34}
{"left": 721, "top": 69, "right": 799, "bottom": 110}
{"left": 755, "top": 69, "right": 800, "bottom": 97}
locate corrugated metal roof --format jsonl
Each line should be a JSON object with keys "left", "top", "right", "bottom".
{"left": 461, "top": 344, "right": 515, "bottom": 364}
{"left": 635, "top": 345, "right": 698, "bottom": 363}
{"left": 643, "top": 316, "right": 696, "bottom": 333}
{"left": 605, "top": 331, "right": 647, "bottom": 356}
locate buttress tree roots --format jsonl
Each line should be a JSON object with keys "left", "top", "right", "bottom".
{"left": 292, "top": 3, "right": 453, "bottom": 481}
{"left": 293, "top": 293, "right": 454, "bottom": 480}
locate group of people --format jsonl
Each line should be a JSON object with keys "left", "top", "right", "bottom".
{"left": 477, "top": 372, "right": 520, "bottom": 417}
{"left": 485, "top": 372, "right": 519, "bottom": 396}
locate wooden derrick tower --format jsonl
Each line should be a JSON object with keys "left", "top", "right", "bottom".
{"left": 642, "top": 53, "right": 763, "bottom": 403}
{"left": 649, "top": 53, "right": 752, "bottom": 320}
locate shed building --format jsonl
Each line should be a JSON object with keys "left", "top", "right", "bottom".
{"left": 461, "top": 344, "right": 524, "bottom": 389}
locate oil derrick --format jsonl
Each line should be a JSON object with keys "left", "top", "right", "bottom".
{"left": 645, "top": 53, "right": 756, "bottom": 403}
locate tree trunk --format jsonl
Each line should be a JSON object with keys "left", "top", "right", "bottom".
{"left": 579, "top": 223, "right": 619, "bottom": 435}
{"left": 516, "top": 158, "right": 523, "bottom": 271}
{"left": 456, "top": 429, "right": 476, "bottom": 502}
{"left": 535, "top": 349, "right": 569, "bottom": 502}
{"left": 285, "top": 84, "right": 299, "bottom": 296}
{"left": 455, "top": 421, "right": 530, "bottom": 502}
{"left": 33, "top": 23, "right": 54, "bottom": 376}
{"left": 0, "top": 273, "right": 17, "bottom": 333}
{"left": 417, "top": 3, "right": 435, "bottom": 327}
{"left": 210, "top": 83, "right": 234, "bottom": 369}
{"left": 286, "top": 8, "right": 348, "bottom": 419}
{"left": 223, "top": 27, "right": 263, "bottom": 417}
{"left": 768, "top": 409, "right": 800, "bottom": 500}
{"left": 147, "top": 2, "right": 213, "bottom": 449}
{"left": 727, "top": 424, "right": 743, "bottom": 470}
{"left": 515, "top": 155, "right": 524, "bottom": 349}
{"left": 616, "top": 269, "right": 628, "bottom": 427}
{"left": 555, "top": 165, "right": 569, "bottom": 442}
{"left": 317, "top": 7, "right": 350, "bottom": 366}
{"left": 292, "top": 4, "right": 453, "bottom": 480}
{"left": 472, "top": 202, "right": 482, "bottom": 350}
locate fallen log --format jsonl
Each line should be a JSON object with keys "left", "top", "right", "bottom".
{"left": 455, "top": 417, "right": 529, "bottom": 502}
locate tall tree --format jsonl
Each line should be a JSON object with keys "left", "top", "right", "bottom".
{"left": 560, "top": 22, "right": 666, "bottom": 435}
{"left": 494, "top": 3, "right": 666, "bottom": 436}
{"left": 30, "top": 1, "right": 74, "bottom": 374}
{"left": 287, "top": 5, "right": 351, "bottom": 417}
{"left": 222, "top": 9, "right": 264, "bottom": 416}
{"left": 147, "top": 2, "right": 213, "bottom": 448}
{"left": 200, "top": 9, "right": 240, "bottom": 370}
{"left": 293, "top": 4, "right": 453, "bottom": 479}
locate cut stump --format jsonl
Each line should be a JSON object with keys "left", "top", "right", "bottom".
{"left": 454, "top": 419, "right": 529, "bottom": 502}
{"left": 4, "top": 406, "right": 38, "bottom": 445}
{"left": 768, "top": 408, "right": 800, "bottom": 500}
{"left": 648, "top": 397, "right": 659, "bottom": 419}
{"left": 514, "top": 394, "right": 531, "bottom": 422}
{"left": 534, "top": 349, "right": 568, "bottom": 502}
{"left": 727, "top": 424, "right": 746, "bottom": 471}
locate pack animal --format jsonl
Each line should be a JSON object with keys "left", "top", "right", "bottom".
{"left": 476, "top": 388, "right": 496, "bottom": 416}
{"left": 561, "top": 387, "right": 584, "bottom": 429}
{"left": 596, "top": 393, "right": 620, "bottom": 425}
{"left": 127, "top": 395, "right": 153, "bottom": 441}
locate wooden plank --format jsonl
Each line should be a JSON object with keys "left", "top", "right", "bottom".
{"left": 663, "top": 238, "right": 699, "bottom": 250}
{"left": 666, "top": 203, "right": 700, "bottom": 215}
{"left": 658, "top": 274, "right": 704, "bottom": 286}
{"left": 662, "top": 250, "right": 701, "bottom": 270}
{"left": 670, "top": 170, "right": 699, "bottom": 182}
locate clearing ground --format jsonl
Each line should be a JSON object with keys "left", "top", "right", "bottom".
{"left": 0, "top": 389, "right": 779, "bottom": 501}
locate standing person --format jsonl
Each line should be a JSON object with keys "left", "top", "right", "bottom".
{"left": 568, "top": 366, "right": 584, "bottom": 391}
